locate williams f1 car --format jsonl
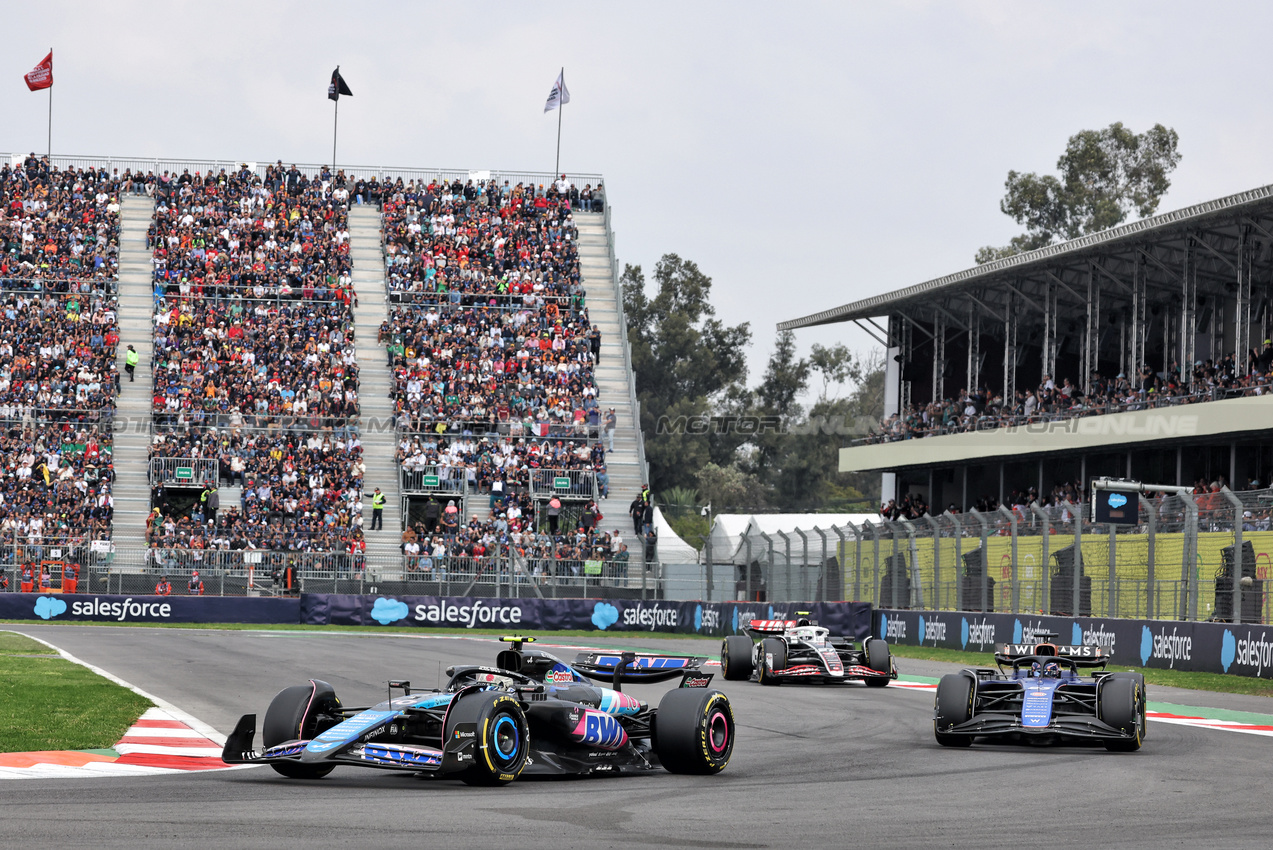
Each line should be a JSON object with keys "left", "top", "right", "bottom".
{"left": 222, "top": 637, "right": 735, "bottom": 784}
{"left": 933, "top": 634, "right": 1146, "bottom": 751}
{"left": 719, "top": 617, "right": 896, "bottom": 686}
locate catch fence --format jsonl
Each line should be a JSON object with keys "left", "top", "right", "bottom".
{"left": 723, "top": 487, "right": 1273, "bottom": 624}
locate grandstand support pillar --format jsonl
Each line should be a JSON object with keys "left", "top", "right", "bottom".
{"left": 1236, "top": 226, "right": 1252, "bottom": 376}
{"left": 1002, "top": 290, "right": 1018, "bottom": 406}
{"left": 902, "top": 518, "right": 922, "bottom": 609}
{"left": 932, "top": 313, "right": 946, "bottom": 404}
{"left": 966, "top": 305, "right": 981, "bottom": 392}
{"left": 1084, "top": 264, "right": 1099, "bottom": 394}
{"left": 1131, "top": 255, "right": 1147, "bottom": 377}
{"left": 900, "top": 317, "right": 913, "bottom": 411}
{"left": 1182, "top": 239, "right": 1198, "bottom": 388}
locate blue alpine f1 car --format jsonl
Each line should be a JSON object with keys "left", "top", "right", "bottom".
{"left": 933, "top": 635, "right": 1146, "bottom": 751}
{"left": 222, "top": 638, "right": 735, "bottom": 784}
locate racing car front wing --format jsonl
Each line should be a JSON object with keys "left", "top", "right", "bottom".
{"left": 936, "top": 711, "right": 1138, "bottom": 743}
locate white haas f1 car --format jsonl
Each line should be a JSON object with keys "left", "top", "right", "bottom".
{"left": 933, "top": 634, "right": 1146, "bottom": 751}
{"left": 720, "top": 617, "right": 896, "bottom": 686}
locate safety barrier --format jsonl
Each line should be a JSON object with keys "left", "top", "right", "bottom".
{"left": 741, "top": 486, "right": 1273, "bottom": 624}
{"left": 875, "top": 607, "right": 1273, "bottom": 679}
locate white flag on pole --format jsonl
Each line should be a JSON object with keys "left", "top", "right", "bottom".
{"left": 543, "top": 69, "right": 570, "bottom": 113}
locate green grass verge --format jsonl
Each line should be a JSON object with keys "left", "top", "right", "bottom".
{"left": 0, "top": 632, "right": 152, "bottom": 753}
{"left": 887, "top": 643, "right": 1273, "bottom": 698}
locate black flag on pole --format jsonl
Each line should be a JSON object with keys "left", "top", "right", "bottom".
{"left": 328, "top": 68, "right": 352, "bottom": 101}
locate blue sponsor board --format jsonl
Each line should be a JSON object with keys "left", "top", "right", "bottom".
{"left": 0, "top": 593, "right": 298, "bottom": 624}
{"left": 301, "top": 595, "right": 872, "bottom": 638}
{"left": 875, "top": 608, "right": 1273, "bottom": 679}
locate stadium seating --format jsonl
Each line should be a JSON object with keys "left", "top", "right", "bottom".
{"left": 0, "top": 157, "right": 122, "bottom": 553}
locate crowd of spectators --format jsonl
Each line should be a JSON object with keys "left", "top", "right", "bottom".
{"left": 0, "top": 424, "right": 113, "bottom": 553}
{"left": 1, "top": 155, "right": 121, "bottom": 291}
{"left": 870, "top": 345, "right": 1273, "bottom": 444}
{"left": 151, "top": 297, "right": 358, "bottom": 426}
{"left": 0, "top": 158, "right": 121, "bottom": 552}
{"left": 147, "top": 423, "right": 366, "bottom": 554}
{"left": 144, "top": 165, "right": 364, "bottom": 555}
{"left": 397, "top": 433, "right": 604, "bottom": 494}
{"left": 401, "top": 492, "right": 632, "bottom": 583}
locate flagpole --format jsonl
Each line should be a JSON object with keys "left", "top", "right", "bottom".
{"left": 47, "top": 47, "right": 53, "bottom": 159}
{"left": 554, "top": 67, "right": 564, "bottom": 176}
{"left": 332, "top": 65, "right": 340, "bottom": 171}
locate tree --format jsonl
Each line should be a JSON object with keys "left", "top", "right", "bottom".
{"left": 766, "top": 350, "right": 885, "bottom": 511}
{"left": 751, "top": 330, "right": 811, "bottom": 478}
{"left": 976, "top": 122, "right": 1181, "bottom": 264}
{"left": 695, "top": 462, "right": 766, "bottom": 512}
{"left": 622, "top": 256, "right": 752, "bottom": 492}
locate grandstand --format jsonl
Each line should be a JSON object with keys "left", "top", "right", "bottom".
{"left": 772, "top": 181, "right": 1273, "bottom": 623}
{"left": 781, "top": 182, "right": 1273, "bottom": 511}
{"left": 0, "top": 153, "right": 650, "bottom": 598}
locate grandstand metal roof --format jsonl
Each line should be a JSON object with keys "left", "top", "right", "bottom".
{"left": 779, "top": 182, "right": 1273, "bottom": 330}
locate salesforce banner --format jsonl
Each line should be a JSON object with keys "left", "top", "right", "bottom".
{"left": 301, "top": 594, "right": 872, "bottom": 639}
{"left": 0, "top": 592, "right": 299, "bottom": 624}
{"left": 874, "top": 608, "right": 1273, "bottom": 679}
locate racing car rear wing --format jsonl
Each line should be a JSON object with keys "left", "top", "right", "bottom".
{"left": 570, "top": 651, "right": 710, "bottom": 691}
{"left": 993, "top": 642, "right": 1112, "bottom": 667}
{"left": 744, "top": 619, "right": 798, "bottom": 635}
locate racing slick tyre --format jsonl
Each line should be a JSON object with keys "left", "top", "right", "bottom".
{"left": 653, "top": 688, "right": 735, "bottom": 775}
{"left": 444, "top": 690, "right": 531, "bottom": 785}
{"left": 863, "top": 638, "right": 892, "bottom": 687}
{"left": 262, "top": 680, "right": 343, "bottom": 778}
{"left": 933, "top": 673, "right": 974, "bottom": 747}
{"left": 757, "top": 638, "right": 787, "bottom": 686}
{"left": 721, "top": 636, "right": 754, "bottom": 681}
{"left": 1099, "top": 675, "right": 1146, "bottom": 752}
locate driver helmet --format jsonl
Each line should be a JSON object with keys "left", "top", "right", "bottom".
{"left": 1030, "top": 661, "right": 1043, "bottom": 677}
{"left": 796, "top": 617, "right": 812, "bottom": 627}
{"left": 1043, "top": 662, "right": 1061, "bottom": 678}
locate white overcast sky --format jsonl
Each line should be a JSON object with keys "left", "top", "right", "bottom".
{"left": 6, "top": 1, "right": 1271, "bottom": 397}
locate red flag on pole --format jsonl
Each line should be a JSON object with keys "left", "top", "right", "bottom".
{"left": 24, "top": 51, "right": 53, "bottom": 91}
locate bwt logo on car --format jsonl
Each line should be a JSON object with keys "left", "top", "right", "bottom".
{"left": 621, "top": 604, "right": 679, "bottom": 630}
{"left": 413, "top": 601, "right": 524, "bottom": 628}
{"left": 1140, "top": 624, "right": 1191, "bottom": 668}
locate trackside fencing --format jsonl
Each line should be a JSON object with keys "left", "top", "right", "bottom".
{"left": 730, "top": 487, "right": 1273, "bottom": 624}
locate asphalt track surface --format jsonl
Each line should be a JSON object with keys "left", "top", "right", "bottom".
{"left": 4, "top": 625, "right": 1273, "bottom": 849}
